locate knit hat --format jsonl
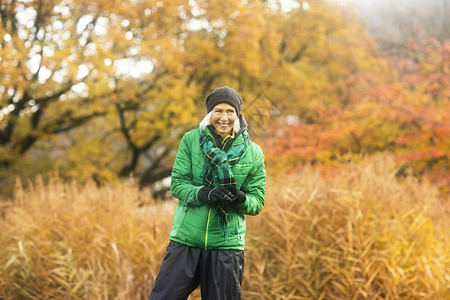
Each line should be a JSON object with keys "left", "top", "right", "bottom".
{"left": 205, "top": 86, "right": 243, "bottom": 115}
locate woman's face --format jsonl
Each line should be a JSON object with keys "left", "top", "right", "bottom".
{"left": 211, "top": 103, "right": 237, "bottom": 139}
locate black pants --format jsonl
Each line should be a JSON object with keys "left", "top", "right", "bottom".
{"left": 149, "top": 241, "right": 245, "bottom": 300}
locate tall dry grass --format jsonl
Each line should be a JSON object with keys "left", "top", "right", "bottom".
{"left": 244, "top": 156, "right": 449, "bottom": 299}
{"left": 0, "top": 176, "right": 175, "bottom": 299}
{"left": 0, "top": 156, "right": 448, "bottom": 299}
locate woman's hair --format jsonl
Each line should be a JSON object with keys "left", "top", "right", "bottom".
{"left": 199, "top": 112, "right": 241, "bottom": 133}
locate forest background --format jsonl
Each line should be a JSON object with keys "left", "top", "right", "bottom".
{"left": 0, "top": 0, "right": 449, "bottom": 299}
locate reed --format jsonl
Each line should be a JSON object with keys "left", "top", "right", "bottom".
{"left": 244, "top": 156, "right": 449, "bottom": 299}
{"left": 0, "top": 156, "right": 448, "bottom": 299}
{"left": 0, "top": 176, "right": 175, "bottom": 299}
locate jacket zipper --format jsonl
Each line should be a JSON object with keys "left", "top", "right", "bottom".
{"left": 205, "top": 207, "right": 211, "bottom": 250}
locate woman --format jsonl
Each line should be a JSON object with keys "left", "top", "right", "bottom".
{"left": 149, "top": 86, "right": 266, "bottom": 300}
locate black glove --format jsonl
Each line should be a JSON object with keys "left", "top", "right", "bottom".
{"left": 225, "top": 186, "right": 246, "bottom": 204}
{"left": 198, "top": 187, "right": 234, "bottom": 206}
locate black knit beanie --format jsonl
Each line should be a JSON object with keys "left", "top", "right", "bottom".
{"left": 205, "top": 86, "right": 243, "bottom": 115}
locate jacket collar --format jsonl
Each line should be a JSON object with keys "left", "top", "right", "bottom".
{"left": 205, "top": 125, "right": 246, "bottom": 152}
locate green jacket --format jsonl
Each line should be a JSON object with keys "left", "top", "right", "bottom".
{"left": 170, "top": 128, "right": 266, "bottom": 250}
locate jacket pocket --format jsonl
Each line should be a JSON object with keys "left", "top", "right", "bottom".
{"left": 232, "top": 163, "right": 252, "bottom": 177}
{"left": 233, "top": 212, "right": 244, "bottom": 236}
{"left": 178, "top": 205, "right": 189, "bottom": 225}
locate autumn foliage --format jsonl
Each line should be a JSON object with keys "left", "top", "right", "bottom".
{"left": 1, "top": 0, "right": 448, "bottom": 199}
{"left": 259, "top": 35, "right": 450, "bottom": 197}
{"left": 1, "top": 0, "right": 449, "bottom": 298}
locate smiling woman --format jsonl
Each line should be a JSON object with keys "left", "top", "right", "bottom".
{"left": 149, "top": 86, "right": 266, "bottom": 300}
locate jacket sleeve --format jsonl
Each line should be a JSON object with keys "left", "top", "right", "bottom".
{"left": 170, "top": 132, "right": 203, "bottom": 206}
{"left": 234, "top": 145, "right": 266, "bottom": 215}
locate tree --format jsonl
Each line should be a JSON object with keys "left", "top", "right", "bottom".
{"left": 5, "top": 0, "right": 445, "bottom": 198}
{"left": 0, "top": 0, "right": 109, "bottom": 168}
{"left": 0, "top": 0, "right": 201, "bottom": 192}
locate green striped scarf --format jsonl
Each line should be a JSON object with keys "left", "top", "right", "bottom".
{"left": 200, "top": 128, "right": 249, "bottom": 239}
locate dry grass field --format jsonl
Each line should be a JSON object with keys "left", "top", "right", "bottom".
{"left": 0, "top": 156, "right": 448, "bottom": 299}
